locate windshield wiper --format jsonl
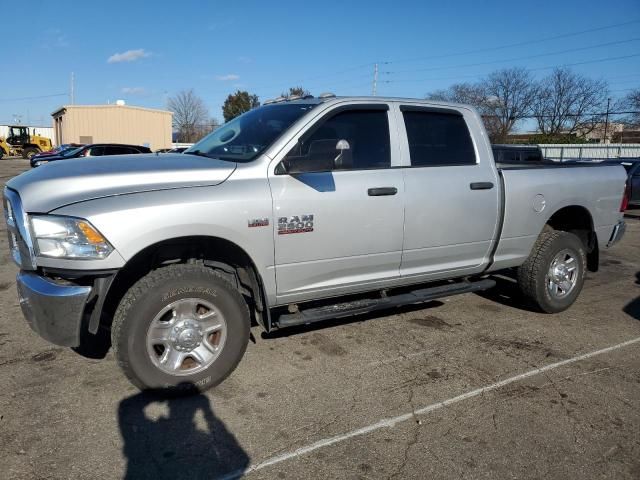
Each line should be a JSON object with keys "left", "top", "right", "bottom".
{"left": 183, "top": 149, "right": 213, "bottom": 158}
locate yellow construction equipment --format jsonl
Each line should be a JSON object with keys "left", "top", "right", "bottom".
{"left": 0, "top": 125, "right": 52, "bottom": 159}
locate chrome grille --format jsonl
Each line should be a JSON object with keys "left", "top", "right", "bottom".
{"left": 3, "top": 188, "right": 36, "bottom": 270}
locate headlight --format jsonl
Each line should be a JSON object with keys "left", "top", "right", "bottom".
{"left": 30, "top": 215, "right": 113, "bottom": 259}
{"left": 34, "top": 160, "right": 48, "bottom": 166}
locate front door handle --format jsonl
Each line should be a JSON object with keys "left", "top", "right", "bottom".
{"left": 470, "top": 182, "right": 494, "bottom": 190}
{"left": 368, "top": 187, "right": 398, "bottom": 196}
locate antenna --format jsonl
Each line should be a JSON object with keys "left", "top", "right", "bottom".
{"left": 70, "top": 72, "right": 75, "bottom": 104}
{"left": 372, "top": 63, "right": 378, "bottom": 96}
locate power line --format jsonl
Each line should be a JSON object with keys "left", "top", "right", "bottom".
{"left": 385, "top": 19, "right": 640, "bottom": 65}
{"left": 386, "top": 53, "right": 640, "bottom": 84}
{"left": 388, "top": 37, "right": 640, "bottom": 75}
{"left": 0, "top": 93, "right": 67, "bottom": 103}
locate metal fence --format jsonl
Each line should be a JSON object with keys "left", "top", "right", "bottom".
{"left": 539, "top": 144, "right": 640, "bottom": 162}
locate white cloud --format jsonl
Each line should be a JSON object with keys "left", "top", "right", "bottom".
{"left": 121, "top": 87, "right": 146, "bottom": 95}
{"left": 215, "top": 74, "right": 240, "bottom": 81}
{"left": 107, "top": 49, "right": 150, "bottom": 64}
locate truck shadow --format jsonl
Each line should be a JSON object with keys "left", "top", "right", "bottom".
{"left": 622, "top": 271, "right": 640, "bottom": 321}
{"left": 474, "top": 271, "right": 531, "bottom": 311}
{"left": 118, "top": 388, "right": 249, "bottom": 480}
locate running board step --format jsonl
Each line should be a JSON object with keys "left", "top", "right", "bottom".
{"left": 275, "top": 278, "right": 496, "bottom": 328}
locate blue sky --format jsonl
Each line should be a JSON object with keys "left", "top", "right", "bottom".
{"left": 2, "top": 0, "right": 639, "bottom": 128}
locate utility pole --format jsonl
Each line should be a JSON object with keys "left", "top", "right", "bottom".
{"left": 70, "top": 72, "right": 75, "bottom": 105}
{"left": 372, "top": 63, "right": 378, "bottom": 96}
{"left": 603, "top": 97, "right": 611, "bottom": 143}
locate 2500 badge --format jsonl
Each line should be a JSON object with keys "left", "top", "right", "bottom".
{"left": 278, "top": 215, "right": 314, "bottom": 235}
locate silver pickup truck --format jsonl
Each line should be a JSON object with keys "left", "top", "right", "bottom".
{"left": 3, "top": 95, "right": 628, "bottom": 392}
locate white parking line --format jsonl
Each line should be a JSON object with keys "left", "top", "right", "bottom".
{"left": 219, "top": 336, "right": 640, "bottom": 480}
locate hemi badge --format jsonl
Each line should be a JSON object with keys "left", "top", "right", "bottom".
{"left": 248, "top": 218, "right": 269, "bottom": 228}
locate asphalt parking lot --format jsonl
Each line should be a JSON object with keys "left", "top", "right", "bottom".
{"left": 0, "top": 158, "right": 639, "bottom": 480}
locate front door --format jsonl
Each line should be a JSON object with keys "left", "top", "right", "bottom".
{"left": 269, "top": 105, "right": 405, "bottom": 304}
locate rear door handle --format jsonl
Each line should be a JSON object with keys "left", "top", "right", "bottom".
{"left": 470, "top": 182, "right": 494, "bottom": 190}
{"left": 368, "top": 187, "right": 398, "bottom": 196}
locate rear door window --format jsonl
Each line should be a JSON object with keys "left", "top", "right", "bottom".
{"left": 401, "top": 108, "right": 476, "bottom": 166}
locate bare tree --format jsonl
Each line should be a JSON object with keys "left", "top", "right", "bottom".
{"left": 617, "top": 88, "right": 640, "bottom": 126}
{"left": 427, "top": 73, "right": 535, "bottom": 142}
{"left": 426, "top": 82, "right": 486, "bottom": 107}
{"left": 281, "top": 86, "right": 311, "bottom": 99}
{"left": 167, "top": 89, "right": 210, "bottom": 143}
{"left": 532, "top": 68, "right": 609, "bottom": 137}
{"left": 480, "top": 68, "right": 537, "bottom": 142}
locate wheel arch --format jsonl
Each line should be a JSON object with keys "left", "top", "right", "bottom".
{"left": 544, "top": 205, "right": 599, "bottom": 272}
{"left": 101, "top": 235, "right": 271, "bottom": 333}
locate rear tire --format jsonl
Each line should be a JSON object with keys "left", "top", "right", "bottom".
{"left": 112, "top": 264, "right": 250, "bottom": 393}
{"left": 517, "top": 231, "right": 586, "bottom": 313}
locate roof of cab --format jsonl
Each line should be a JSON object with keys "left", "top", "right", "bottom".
{"left": 265, "top": 95, "right": 474, "bottom": 111}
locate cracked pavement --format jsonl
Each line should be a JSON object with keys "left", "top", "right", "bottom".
{"left": 1, "top": 158, "right": 639, "bottom": 479}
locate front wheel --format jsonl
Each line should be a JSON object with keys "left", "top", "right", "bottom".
{"left": 517, "top": 231, "right": 586, "bottom": 313}
{"left": 22, "top": 147, "right": 39, "bottom": 159}
{"left": 112, "top": 264, "right": 250, "bottom": 393}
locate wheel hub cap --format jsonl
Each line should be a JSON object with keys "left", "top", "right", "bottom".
{"left": 546, "top": 249, "right": 579, "bottom": 299}
{"left": 170, "top": 320, "right": 203, "bottom": 352}
{"left": 146, "top": 297, "right": 227, "bottom": 376}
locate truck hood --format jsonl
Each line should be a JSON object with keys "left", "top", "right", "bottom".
{"left": 7, "top": 153, "right": 237, "bottom": 212}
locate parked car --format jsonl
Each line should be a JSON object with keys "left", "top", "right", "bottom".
{"left": 492, "top": 144, "right": 545, "bottom": 163}
{"left": 4, "top": 95, "right": 628, "bottom": 393}
{"left": 31, "top": 143, "right": 85, "bottom": 161}
{"left": 168, "top": 147, "right": 188, "bottom": 153}
{"left": 30, "top": 143, "right": 152, "bottom": 167}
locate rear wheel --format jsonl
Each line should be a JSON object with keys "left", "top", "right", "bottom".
{"left": 112, "top": 264, "right": 250, "bottom": 393}
{"left": 517, "top": 231, "right": 586, "bottom": 313}
{"left": 22, "top": 147, "right": 39, "bottom": 159}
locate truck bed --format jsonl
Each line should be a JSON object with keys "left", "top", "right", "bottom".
{"left": 496, "top": 160, "right": 618, "bottom": 170}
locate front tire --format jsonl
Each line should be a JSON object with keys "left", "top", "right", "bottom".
{"left": 112, "top": 264, "right": 250, "bottom": 393}
{"left": 517, "top": 231, "right": 586, "bottom": 313}
{"left": 22, "top": 147, "right": 39, "bottom": 159}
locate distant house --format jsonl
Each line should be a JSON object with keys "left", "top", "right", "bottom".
{"left": 51, "top": 103, "right": 172, "bottom": 150}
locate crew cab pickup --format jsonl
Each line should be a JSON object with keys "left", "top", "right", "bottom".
{"left": 3, "top": 96, "right": 628, "bottom": 392}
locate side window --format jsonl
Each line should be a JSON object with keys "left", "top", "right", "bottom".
{"left": 283, "top": 109, "right": 390, "bottom": 172}
{"left": 87, "top": 146, "right": 104, "bottom": 156}
{"left": 105, "top": 146, "right": 129, "bottom": 155}
{"left": 522, "top": 150, "right": 541, "bottom": 162}
{"left": 402, "top": 109, "right": 476, "bottom": 167}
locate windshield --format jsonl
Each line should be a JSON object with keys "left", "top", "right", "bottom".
{"left": 63, "top": 146, "right": 85, "bottom": 157}
{"left": 186, "top": 103, "right": 317, "bottom": 162}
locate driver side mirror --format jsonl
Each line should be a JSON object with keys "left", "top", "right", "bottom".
{"left": 277, "top": 138, "right": 351, "bottom": 175}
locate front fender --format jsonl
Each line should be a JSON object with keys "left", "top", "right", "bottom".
{"left": 52, "top": 181, "right": 277, "bottom": 303}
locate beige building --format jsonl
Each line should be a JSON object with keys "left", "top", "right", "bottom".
{"left": 51, "top": 103, "right": 172, "bottom": 150}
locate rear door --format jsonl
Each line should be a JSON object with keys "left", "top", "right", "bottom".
{"left": 396, "top": 104, "right": 500, "bottom": 279}
{"left": 269, "top": 103, "right": 405, "bottom": 303}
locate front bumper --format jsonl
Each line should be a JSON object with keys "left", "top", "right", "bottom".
{"left": 607, "top": 220, "right": 626, "bottom": 248}
{"left": 17, "top": 271, "right": 92, "bottom": 347}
